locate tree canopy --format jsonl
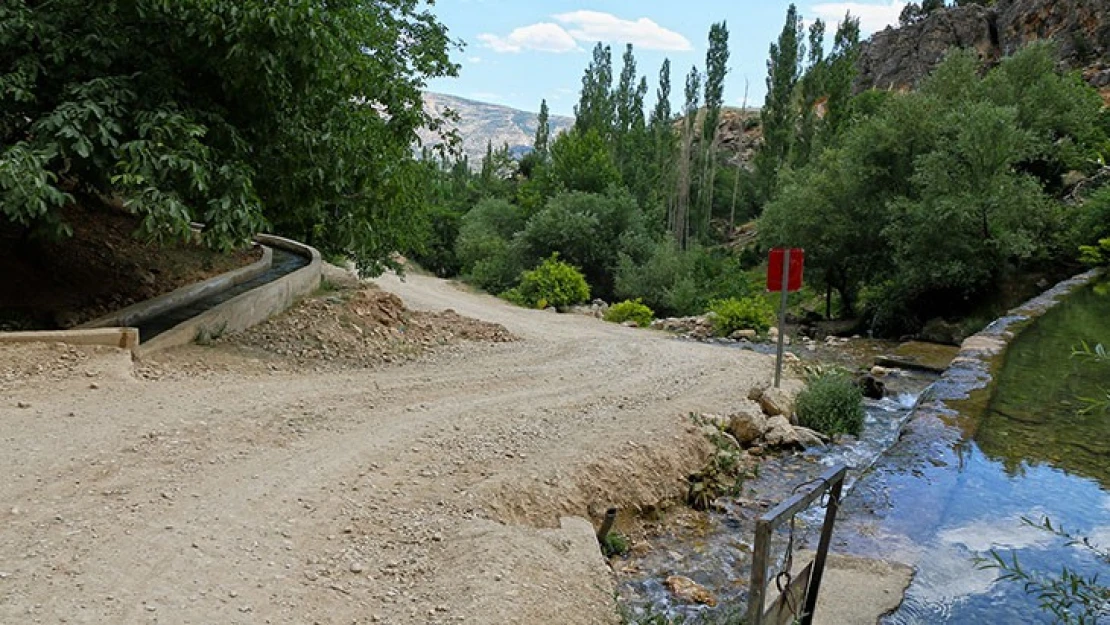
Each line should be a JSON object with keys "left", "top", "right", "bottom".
{"left": 0, "top": 0, "right": 457, "bottom": 272}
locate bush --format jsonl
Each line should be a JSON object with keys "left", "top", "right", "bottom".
{"left": 708, "top": 296, "right": 775, "bottom": 337}
{"left": 795, "top": 372, "right": 865, "bottom": 437}
{"left": 604, "top": 299, "right": 654, "bottom": 327}
{"left": 512, "top": 254, "right": 590, "bottom": 309}
{"left": 615, "top": 240, "right": 753, "bottom": 318}
{"left": 1079, "top": 237, "right": 1110, "bottom": 266}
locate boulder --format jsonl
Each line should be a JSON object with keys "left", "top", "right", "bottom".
{"left": 749, "top": 386, "right": 797, "bottom": 420}
{"left": 764, "top": 416, "right": 827, "bottom": 450}
{"left": 870, "top": 365, "right": 892, "bottom": 377}
{"left": 792, "top": 426, "right": 828, "bottom": 449}
{"left": 730, "top": 329, "right": 758, "bottom": 341}
{"left": 664, "top": 575, "right": 718, "bottom": 607}
{"left": 857, "top": 374, "right": 886, "bottom": 400}
{"left": 763, "top": 416, "right": 797, "bottom": 448}
{"left": 728, "top": 409, "right": 768, "bottom": 446}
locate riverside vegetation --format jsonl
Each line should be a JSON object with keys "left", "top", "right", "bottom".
{"left": 409, "top": 5, "right": 1110, "bottom": 341}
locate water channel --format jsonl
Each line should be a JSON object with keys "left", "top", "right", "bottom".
{"left": 136, "top": 247, "right": 309, "bottom": 341}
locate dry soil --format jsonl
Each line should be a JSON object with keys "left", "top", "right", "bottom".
{"left": 0, "top": 271, "right": 775, "bottom": 625}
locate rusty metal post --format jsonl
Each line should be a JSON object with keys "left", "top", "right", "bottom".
{"left": 596, "top": 507, "right": 617, "bottom": 544}
{"left": 799, "top": 474, "right": 844, "bottom": 625}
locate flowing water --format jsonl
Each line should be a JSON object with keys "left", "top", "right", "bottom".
{"left": 136, "top": 247, "right": 309, "bottom": 341}
{"left": 617, "top": 369, "right": 934, "bottom": 622}
{"left": 619, "top": 278, "right": 1110, "bottom": 623}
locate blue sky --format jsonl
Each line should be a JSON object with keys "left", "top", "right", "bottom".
{"left": 425, "top": 1, "right": 909, "bottom": 117}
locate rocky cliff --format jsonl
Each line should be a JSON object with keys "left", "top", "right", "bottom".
{"left": 857, "top": 0, "right": 1110, "bottom": 99}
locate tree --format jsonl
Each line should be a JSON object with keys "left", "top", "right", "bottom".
{"left": 793, "top": 18, "right": 827, "bottom": 169}
{"left": 575, "top": 43, "right": 615, "bottom": 138}
{"left": 674, "top": 66, "right": 702, "bottom": 248}
{"left": 534, "top": 99, "right": 551, "bottom": 159}
{"left": 649, "top": 59, "right": 677, "bottom": 227}
{"left": 756, "top": 4, "right": 804, "bottom": 205}
{"left": 823, "top": 13, "right": 862, "bottom": 143}
{"left": 0, "top": 1, "right": 457, "bottom": 273}
{"left": 697, "top": 22, "right": 731, "bottom": 238}
{"left": 550, "top": 128, "right": 621, "bottom": 194}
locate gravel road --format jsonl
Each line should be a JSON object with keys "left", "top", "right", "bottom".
{"left": 0, "top": 272, "right": 774, "bottom": 624}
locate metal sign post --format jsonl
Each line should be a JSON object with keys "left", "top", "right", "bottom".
{"left": 774, "top": 248, "right": 790, "bottom": 388}
{"left": 767, "top": 247, "right": 802, "bottom": 389}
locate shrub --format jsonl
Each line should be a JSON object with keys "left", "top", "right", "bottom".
{"left": 512, "top": 254, "right": 590, "bottom": 309}
{"left": 708, "top": 296, "right": 775, "bottom": 337}
{"left": 604, "top": 299, "right": 654, "bottom": 327}
{"left": 795, "top": 372, "right": 865, "bottom": 437}
{"left": 615, "top": 240, "right": 754, "bottom": 318}
{"left": 1079, "top": 237, "right": 1110, "bottom": 266}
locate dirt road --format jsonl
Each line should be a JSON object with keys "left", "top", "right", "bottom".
{"left": 0, "top": 272, "right": 774, "bottom": 624}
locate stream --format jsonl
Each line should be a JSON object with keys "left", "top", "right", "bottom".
{"left": 619, "top": 277, "right": 1110, "bottom": 623}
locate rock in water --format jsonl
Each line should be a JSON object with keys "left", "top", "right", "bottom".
{"left": 728, "top": 410, "right": 768, "bottom": 447}
{"left": 664, "top": 575, "right": 718, "bottom": 607}
{"left": 857, "top": 374, "right": 886, "bottom": 400}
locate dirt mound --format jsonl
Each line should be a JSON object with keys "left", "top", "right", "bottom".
{"left": 218, "top": 283, "right": 515, "bottom": 368}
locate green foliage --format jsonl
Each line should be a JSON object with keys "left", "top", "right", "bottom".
{"left": 979, "top": 516, "right": 1109, "bottom": 625}
{"left": 755, "top": 3, "right": 804, "bottom": 202}
{"left": 761, "top": 45, "right": 1108, "bottom": 334}
{"left": 615, "top": 240, "right": 753, "bottom": 318}
{"left": 686, "top": 415, "right": 750, "bottom": 510}
{"left": 1, "top": 1, "right": 457, "bottom": 270}
{"left": 795, "top": 371, "right": 865, "bottom": 437}
{"left": 456, "top": 198, "right": 527, "bottom": 293}
{"left": 601, "top": 532, "right": 630, "bottom": 558}
{"left": 550, "top": 128, "right": 622, "bottom": 194}
{"left": 604, "top": 299, "right": 654, "bottom": 327}
{"left": 519, "top": 189, "right": 649, "bottom": 300}
{"left": 513, "top": 255, "right": 591, "bottom": 309}
{"left": 708, "top": 297, "right": 775, "bottom": 337}
{"left": 1079, "top": 239, "right": 1110, "bottom": 266}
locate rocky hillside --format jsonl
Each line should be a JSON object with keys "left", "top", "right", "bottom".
{"left": 857, "top": 0, "right": 1110, "bottom": 101}
{"left": 418, "top": 93, "right": 574, "bottom": 164}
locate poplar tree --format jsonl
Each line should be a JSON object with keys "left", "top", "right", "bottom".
{"left": 574, "top": 43, "right": 615, "bottom": 138}
{"left": 534, "top": 99, "right": 551, "bottom": 159}
{"left": 675, "top": 66, "right": 701, "bottom": 248}
{"left": 698, "top": 22, "right": 730, "bottom": 238}
{"left": 756, "top": 4, "right": 804, "bottom": 206}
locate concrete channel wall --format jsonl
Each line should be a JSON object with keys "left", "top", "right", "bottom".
{"left": 136, "top": 234, "right": 321, "bottom": 356}
{"left": 78, "top": 245, "right": 273, "bottom": 330}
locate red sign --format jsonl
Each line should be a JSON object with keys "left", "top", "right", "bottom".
{"left": 767, "top": 248, "right": 804, "bottom": 292}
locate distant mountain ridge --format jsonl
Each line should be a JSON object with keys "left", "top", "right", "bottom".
{"left": 418, "top": 93, "right": 574, "bottom": 165}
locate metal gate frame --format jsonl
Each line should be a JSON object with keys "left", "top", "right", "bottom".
{"left": 746, "top": 464, "right": 848, "bottom": 625}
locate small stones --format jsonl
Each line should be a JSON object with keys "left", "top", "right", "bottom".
{"left": 349, "top": 562, "right": 365, "bottom": 574}
{"left": 16, "top": 401, "right": 31, "bottom": 409}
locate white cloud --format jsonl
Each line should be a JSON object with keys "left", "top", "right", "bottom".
{"left": 477, "top": 22, "right": 579, "bottom": 54}
{"left": 479, "top": 11, "right": 691, "bottom": 55}
{"left": 809, "top": 1, "right": 907, "bottom": 34}
{"left": 468, "top": 56, "right": 483, "bottom": 64}
{"left": 554, "top": 11, "right": 692, "bottom": 51}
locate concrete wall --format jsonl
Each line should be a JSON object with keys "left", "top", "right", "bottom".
{"left": 79, "top": 245, "right": 272, "bottom": 329}
{"left": 0, "top": 328, "right": 139, "bottom": 351}
{"left": 136, "top": 234, "right": 321, "bottom": 356}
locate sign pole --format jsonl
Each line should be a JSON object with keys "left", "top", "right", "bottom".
{"left": 774, "top": 248, "right": 790, "bottom": 389}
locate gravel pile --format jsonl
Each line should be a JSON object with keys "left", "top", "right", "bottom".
{"left": 218, "top": 284, "right": 515, "bottom": 369}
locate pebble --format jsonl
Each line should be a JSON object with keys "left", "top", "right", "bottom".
{"left": 349, "top": 562, "right": 365, "bottom": 574}
{"left": 16, "top": 402, "right": 31, "bottom": 409}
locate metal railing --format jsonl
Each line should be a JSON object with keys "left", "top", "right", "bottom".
{"left": 746, "top": 464, "right": 848, "bottom": 625}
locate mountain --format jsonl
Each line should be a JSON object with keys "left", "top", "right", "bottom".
{"left": 418, "top": 93, "right": 575, "bottom": 165}
{"left": 856, "top": 0, "right": 1110, "bottom": 103}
